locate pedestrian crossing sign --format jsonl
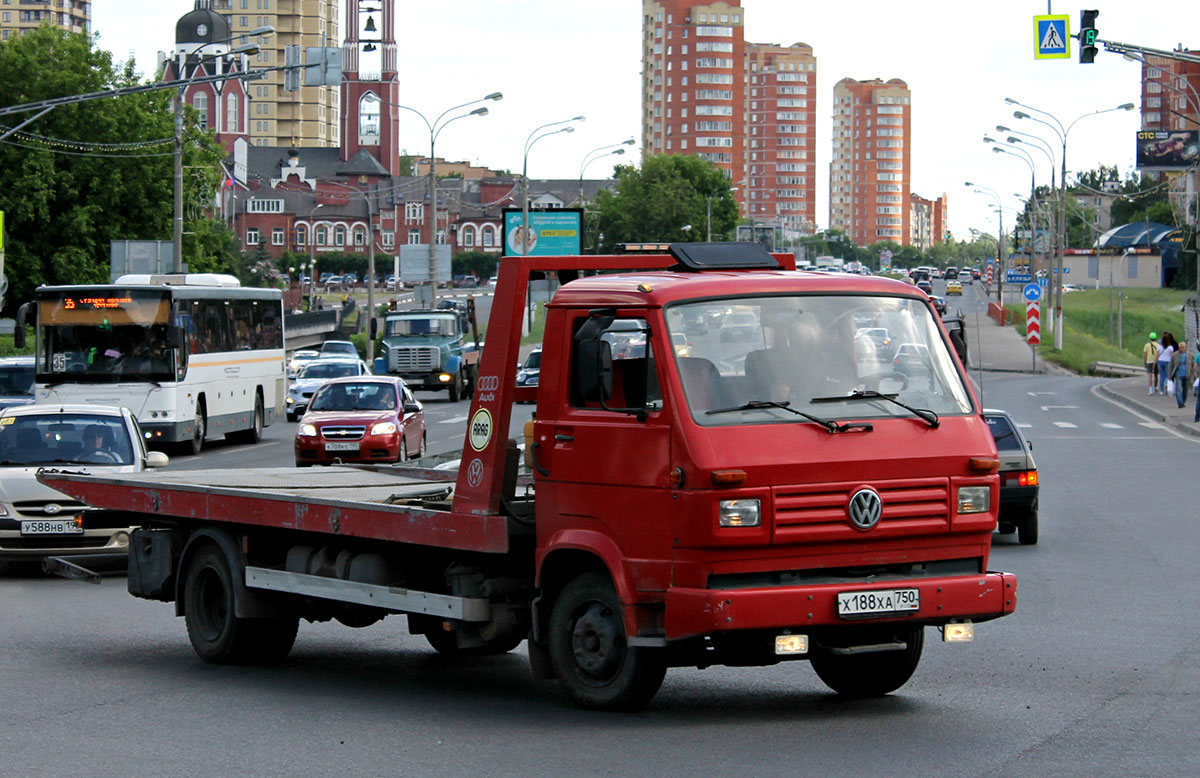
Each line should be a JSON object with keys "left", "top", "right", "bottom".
{"left": 1034, "top": 15, "right": 1070, "bottom": 59}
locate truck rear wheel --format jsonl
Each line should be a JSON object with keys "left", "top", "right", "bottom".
{"left": 183, "top": 545, "right": 298, "bottom": 664}
{"left": 548, "top": 573, "right": 666, "bottom": 711}
{"left": 810, "top": 625, "right": 923, "bottom": 698}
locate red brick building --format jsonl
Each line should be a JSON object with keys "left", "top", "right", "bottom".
{"left": 641, "top": 1, "right": 746, "bottom": 185}
{"left": 744, "top": 41, "right": 817, "bottom": 237}
{"left": 829, "top": 77, "right": 912, "bottom": 246}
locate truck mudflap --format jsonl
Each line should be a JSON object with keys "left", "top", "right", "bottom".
{"left": 662, "top": 571, "right": 1016, "bottom": 641}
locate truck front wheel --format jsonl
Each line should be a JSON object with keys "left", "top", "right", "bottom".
{"left": 183, "top": 545, "right": 298, "bottom": 665}
{"left": 447, "top": 371, "right": 463, "bottom": 403}
{"left": 810, "top": 625, "right": 923, "bottom": 698}
{"left": 548, "top": 573, "right": 666, "bottom": 711}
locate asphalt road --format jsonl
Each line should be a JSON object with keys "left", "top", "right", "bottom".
{"left": 4, "top": 280, "right": 1199, "bottom": 776}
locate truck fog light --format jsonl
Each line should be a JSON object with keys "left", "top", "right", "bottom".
{"left": 942, "top": 621, "right": 974, "bottom": 643}
{"left": 957, "top": 486, "right": 989, "bottom": 514}
{"left": 775, "top": 634, "right": 808, "bottom": 655}
{"left": 438, "top": 373, "right": 453, "bottom": 383}
{"left": 719, "top": 499, "right": 760, "bottom": 527}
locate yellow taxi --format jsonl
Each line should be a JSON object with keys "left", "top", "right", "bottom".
{"left": 946, "top": 280, "right": 963, "bottom": 295}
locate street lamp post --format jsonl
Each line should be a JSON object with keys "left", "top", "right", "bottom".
{"left": 1007, "top": 98, "right": 1136, "bottom": 349}
{"left": 578, "top": 139, "right": 634, "bottom": 206}
{"left": 521, "top": 116, "right": 585, "bottom": 260}
{"left": 965, "top": 181, "right": 1006, "bottom": 305}
{"left": 985, "top": 138, "right": 1041, "bottom": 276}
{"left": 388, "top": 92, "right": 502, "bottom": 306}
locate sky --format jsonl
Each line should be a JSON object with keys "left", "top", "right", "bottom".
{"left": 90, "top": 1, "right": 1200, "bottom": 242}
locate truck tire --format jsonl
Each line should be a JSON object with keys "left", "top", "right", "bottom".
{"left": 183, "top": 545, "right": 298, "bottom": 664}
{"left": 548, "top": 572, "right": 667, "bottom": 711}
{"left": 1018, "top": 510, "right": 1039, "bottom": 546}
{"left": 810, "top": 625, "right": 923, "bottom": 698}
{"left": 448, "top": 371, "right": 463, "bottom": 403}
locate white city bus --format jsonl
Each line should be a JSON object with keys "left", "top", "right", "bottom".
{"left": 16, "top": 274, "right": 285, "bottom": 454}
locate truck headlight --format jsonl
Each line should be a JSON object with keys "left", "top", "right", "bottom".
{"left": 298, "top": 424, "right": 318, "bottom": 437}
{"left": 286, "top": 396, "right": 295, "bottom": 405}
{"left": 957, "top": 486, "right": 990, "bottom": 514}
{"left": 719, "top": 499, "right": 760, "bottom": 527}
{"left": 370, "top": 421, "right": 397, "bottom": 435}
{"left": 438, "top": 373, "right": 453, "bottom": 383}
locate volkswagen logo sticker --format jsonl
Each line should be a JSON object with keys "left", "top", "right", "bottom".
{"left": 848, "top": 488, "right": 882, "bottom": 530}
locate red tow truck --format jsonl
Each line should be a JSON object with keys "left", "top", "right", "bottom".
{"left": 40, "top": 243, "right": 1016, "bottom": 710}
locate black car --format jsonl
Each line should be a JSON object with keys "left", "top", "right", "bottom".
{"left": 984, "top": 409, "right": 1039, "bottom": 545}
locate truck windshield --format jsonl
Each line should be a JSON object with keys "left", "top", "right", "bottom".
{"left": 666, "top": 294, "right": 971, "bottom": 425}
{"left": 385, "top": 316, "right": 459, "bottom": 337}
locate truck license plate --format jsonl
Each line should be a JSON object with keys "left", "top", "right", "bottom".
{"left": 324, "top": 442, "right": 359, "bottom": 452}
{"left": 837, "top": 588, "right": 919, "bottom": 617}
{"left": 21, "top": 519, "right": 83, "bottom": 535}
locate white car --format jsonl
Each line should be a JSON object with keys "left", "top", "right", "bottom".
{"left": 0, "top": 404, "right": 168, "bottom": 572}
{"left": 286, "top": 357, "right": 373, "bottom": 421}
{"left": 287, "top": 349, "right": 320, "bottom": 379}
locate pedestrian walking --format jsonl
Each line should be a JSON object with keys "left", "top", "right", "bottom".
{"left": 1156, "top": 332, "right": 1176, "bottom": 395}
{"left": 1193, "top": 350, "right": 1200, "bottom": 423}
{"left": 1169, "top": 340, "right": 1191, "bottom": 408}
{"left": 1143, "top": 331, "right": 1159, "bottom": 395}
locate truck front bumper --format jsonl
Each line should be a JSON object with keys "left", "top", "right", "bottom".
{"left": 663, "top": 572, "right": 1016, "bottom": 640}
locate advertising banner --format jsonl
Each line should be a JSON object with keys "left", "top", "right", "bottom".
{"left": 1135, "top": 130, "right": 1199, "bottom": 170}
{"left": 502, "top": 209, "right": 583, "bottom": 256}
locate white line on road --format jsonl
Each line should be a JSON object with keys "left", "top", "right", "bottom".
{"left": 1099, "top": 423, "right": 1123, "bottom": 429}
{"left": 1027, "top": 392, "right": 1058, "bottom": 396}
{"left": 1016, "top": 423, "right": 1033, "bottom": 428}
{"left": 1138, "top": 422, "right": 1166, "bottom": 429}
{"left": 438, "top": 415, "right": 469, "bottom": 424}
{"left": 1041, "top": 405, "right": 1079, "bottom": 411}
{"left": 1052, "top": 421, "right": 1077, "bottom": 428}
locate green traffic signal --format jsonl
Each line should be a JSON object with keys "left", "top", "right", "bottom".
{"left": 1083, "top": 29, "right": 1098, "bottom": 46}
{"left": 1079, "top": 9, "right": 1099, "bottom": 64}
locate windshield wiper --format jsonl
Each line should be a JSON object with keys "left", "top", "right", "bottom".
{"left": 705, "top": 400, "right": 871, "bottom": 434}
{"left": 810, "top": 390, "right": 939, "bottom": 428}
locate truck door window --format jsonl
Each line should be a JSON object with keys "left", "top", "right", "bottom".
{"left": 570, "top": 317, "right": 662, "bottom": 413}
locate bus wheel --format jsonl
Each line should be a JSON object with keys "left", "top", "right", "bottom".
{"left": 231, "top": 395, "right": 263, "bottom": 445}
{"left": 183, "top": 544, "right": 298, "bottom": 664}
{"left": 810, "top": 625, "right": 924, "bottom": 698}
{"left": 548, "top": 572, "right": 667, "bottom": 710}
{"left": 187, "top": 404, "right": 206, "bottom": 456}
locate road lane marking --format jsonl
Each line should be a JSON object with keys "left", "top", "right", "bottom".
{"left": 1052, "top": 421, "right": 1077, "bottom": 428}
{"left": 1138, "top": 422, "right": 1165, "bottom": 429}
{"left": 1099, "top": 423, "right": 1123, "bottom": 429}
{"left": 1041, "top": 405, "right": 1079, "bottom": 411}
{"left": 439, "top": 415, "right": 469, "bottom": 424}
{"left": 1016, "top": 423, "right": 1033, "bottom": 428}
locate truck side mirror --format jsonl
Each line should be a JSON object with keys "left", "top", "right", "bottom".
{"left": 14, "top": 302, "right": 30, "bottom": 349}
{"left": 575, "top": 340, "right": 613, "bottom": 402}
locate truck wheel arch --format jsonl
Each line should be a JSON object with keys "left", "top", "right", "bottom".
{"left": 173, "top": 528, "right": 283, "bottom": 619}
{"left": 534, "top": 531, "right": 638, "bottom": 643}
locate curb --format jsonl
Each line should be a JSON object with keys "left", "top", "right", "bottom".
{"left": 1094, "top": 381, "right": 1200, "bottom": 440}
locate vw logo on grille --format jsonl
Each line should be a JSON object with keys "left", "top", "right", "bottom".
{"left": 44, "top": 503, "right": 63, "bottom": 515}
{"left": 848, "top": 488, "right": 882, "bottom": 530}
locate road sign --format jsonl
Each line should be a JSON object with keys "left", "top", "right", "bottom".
{"left": 1051, "top": 266, "right": 1070, "bottom": 274}
{"left": 1034, "top": 15, "right": 1071, "bottom": 60}
{"left": 986, "top": 264, "right": 994, "bottom": 283}
{"left": 1026, "top": 301, "right": 1041, "bottom": 345}
{"left": 1023, "top": 283, "right": 1042, "bottom": 302}
{"left": 1006, "top": 271, "right": 1033, "bottom": 283}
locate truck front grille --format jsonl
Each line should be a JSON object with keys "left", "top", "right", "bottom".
{"left": 389, "top": 346, "right": 439, "bottom": 373}
{"left": 772, "top": 478, "right": 950, "bottom": 542}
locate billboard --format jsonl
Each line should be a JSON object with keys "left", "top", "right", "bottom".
{"left": 502, "top": 209, "right": 582, "bottom": 256}
{"left": 1136, "top": 130, "right": 1199, "bottom": 170}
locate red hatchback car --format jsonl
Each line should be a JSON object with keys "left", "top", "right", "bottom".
{"left": 294, "top": 377, "right": 426, "bottom": 466}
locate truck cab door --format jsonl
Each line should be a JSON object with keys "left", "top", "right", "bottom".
{"left": 534, "top": 314, "right": 673, "bottom": 566}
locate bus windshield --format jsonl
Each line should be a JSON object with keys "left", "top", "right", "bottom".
{"left": 36, "top": 290, "right": 177, "bottom": 383}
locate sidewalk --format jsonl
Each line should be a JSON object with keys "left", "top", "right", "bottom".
{"left": 965, "top": 283, "right": 1200, "bottom": 439}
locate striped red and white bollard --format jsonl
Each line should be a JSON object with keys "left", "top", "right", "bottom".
{"left": 986, "top": 264, "right": 994, "bottom": 284}
{"left": 1026, "top": 301, "right": 1041, "bottom": 345}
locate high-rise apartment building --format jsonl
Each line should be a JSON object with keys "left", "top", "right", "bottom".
{"left": 909, "top": 192, "right": 948, "bottom": 251}
{"left": 745, "top": 41, "right": 816, "bottom": 235}
{"left": 210, "top": 0, "right": 341, "bottom": 148}
{"left": 829, "top": 77, "right": 911, "bottom": 246}
{"left": 641, "top": 1, "right": 746, "bottom": 184}
{"left": 1138, "top": 48, "right": 1199, "bottom": 132}
{"left": 0, "top": 0, "right": 90, "bottom": 43}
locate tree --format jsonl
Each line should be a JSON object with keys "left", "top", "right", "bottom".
{"left": 591, "top": 155, "right": 738, "bottom": 250}
{"left": 0, "top": 26, "right": 228, "bottom": 312}
{"left": 452, "top": 250, "right": 497, "bottom": 280}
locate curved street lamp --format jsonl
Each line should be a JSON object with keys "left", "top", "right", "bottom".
{"left": 519, "top": 116, "right": 585, "bottom": 258}
{"left": 578, "top": 138, "right": 635, "bottom": 206}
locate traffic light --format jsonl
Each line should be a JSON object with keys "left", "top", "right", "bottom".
{"left": 1079, "top": 9, "right": 1099, "bottom": 64}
